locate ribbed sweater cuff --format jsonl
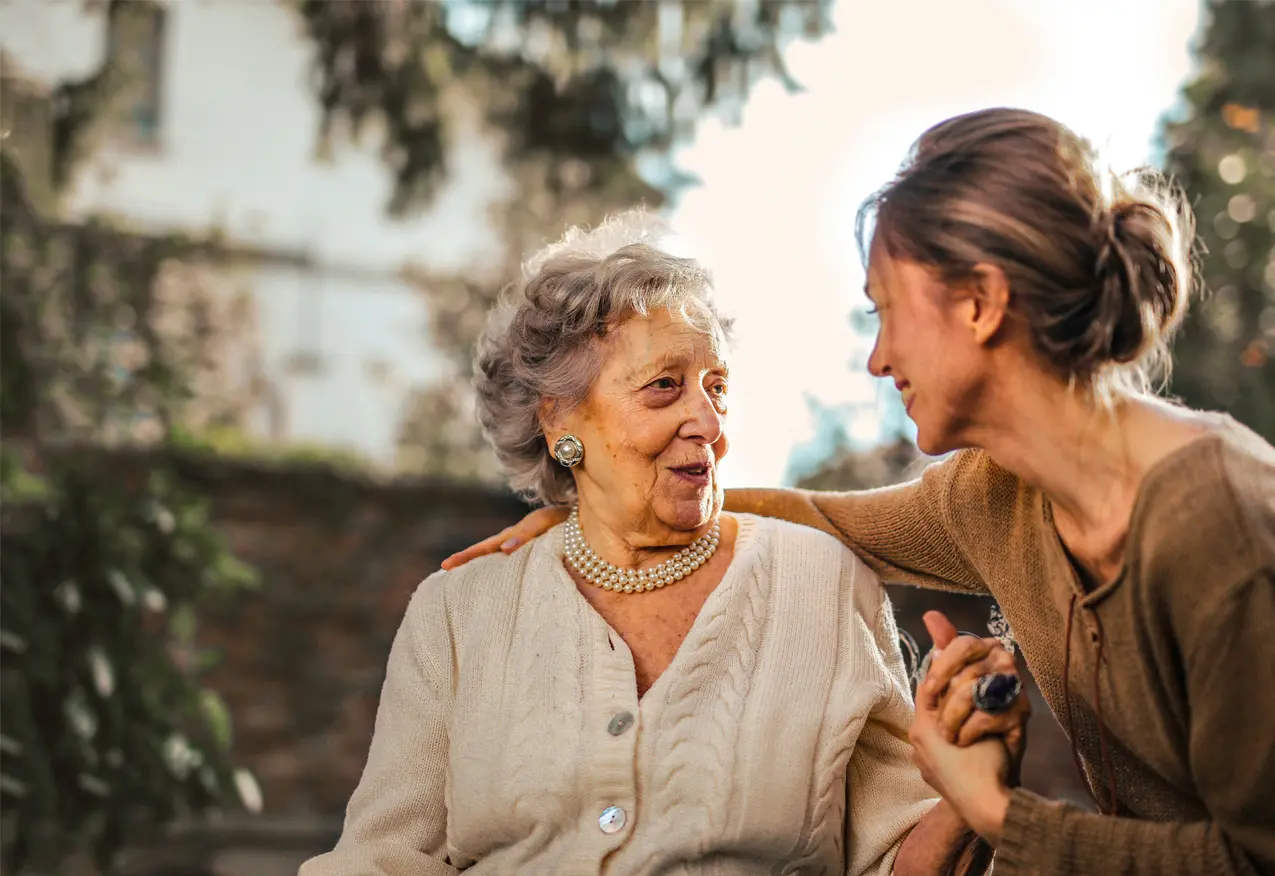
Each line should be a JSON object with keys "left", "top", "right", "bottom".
{"left": 995, "top": 787, "right": 1063, "bottom": 875}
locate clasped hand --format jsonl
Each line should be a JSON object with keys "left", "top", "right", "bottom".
{"left": 908, "top": 611, "right": 1030, "bottom": 847}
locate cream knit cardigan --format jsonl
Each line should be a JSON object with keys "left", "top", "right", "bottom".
{"left": 299, "top": 514, "right": 937, "bottom": 876}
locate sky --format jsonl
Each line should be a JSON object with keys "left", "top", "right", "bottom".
{"left": 667, "top": 0, "right": 1202, "bottom": 488}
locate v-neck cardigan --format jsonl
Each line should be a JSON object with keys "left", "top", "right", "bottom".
{"left": 300, "top": 513, "right": 937, "bottom": 876}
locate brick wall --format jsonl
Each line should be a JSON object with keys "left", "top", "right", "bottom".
{"left": 95, "top": 452, "right": 530, "bottom": 875}
{"left": 181, "top": 455, "right": 530, "bottom": 819}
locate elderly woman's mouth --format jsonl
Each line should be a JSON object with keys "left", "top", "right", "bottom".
{"left": 669, "top": 463, "right": 713, "bottom": 485}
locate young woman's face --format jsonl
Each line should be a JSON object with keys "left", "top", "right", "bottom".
{"left": 865, "top": 240, "right": 998, "bottom": 455}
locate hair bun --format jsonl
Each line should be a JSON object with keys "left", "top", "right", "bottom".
{"left": 856, "top": 108, "right": 1196, "bottom": 392}
{"left": 1088, "top": 198, "right": 1188, "bottom": 367}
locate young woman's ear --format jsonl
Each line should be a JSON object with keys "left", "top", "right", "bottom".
{"left": 967, "top": 263, "right": 1011, "bottom": 346}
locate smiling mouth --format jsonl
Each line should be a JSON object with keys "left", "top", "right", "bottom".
{"left": 898, "top": 384, "right": 915, "bottom": 410}
{"left": 669, "top": 463, "right": 712, "bottom": 485}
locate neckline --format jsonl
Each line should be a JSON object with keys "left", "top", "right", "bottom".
{"left": 543, "top": 513, "right": 760, "bottom": 704}
{"left": 1041, "top": 421, "right": 1230, "bottom": 604}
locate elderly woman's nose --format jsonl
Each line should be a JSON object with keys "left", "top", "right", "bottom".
{"left": 679, "top": 386, "right": 726, "bottom": 441}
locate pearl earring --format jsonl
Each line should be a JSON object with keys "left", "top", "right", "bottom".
{"left": 553, "top": 434, "right": 584, "bottom": 468}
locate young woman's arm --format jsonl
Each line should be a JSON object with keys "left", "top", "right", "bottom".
{"left": 724, "top": 451, "right": 988, "bottom": 595}
{"left": 912, "top": 569, "right": 1275, "bottom": 876}
{"left": 446, "top": 451, "right": 994, "bottom": 598}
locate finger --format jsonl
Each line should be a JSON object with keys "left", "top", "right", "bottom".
{"left": 934, "top": 652, "right": 1020, "bottom": 737}
{"left": 973, "top": 645, "right": 1020, "bottom": 678}
{"left": 440, "top": 507, "right": 570, "bottom": 569}
{"left": 1005, "top": 723, "right": 1029, "bottom": 781}
{"left": 441, "top": 529, "right": 515, "bottom": 570}
{"left": 920, "top": 636, "right": 995, "bottom": 703}
{"left": 521, "top": 506, "right": 570, "bottom": 542}
{"left": 922, "top": 611, "right": 960, "bottom": 649}
{"left": 941, "top": 669, "right": 1028, "bottom": 745}
{"left": 935, "top": 663, "right": 983, "bottom": 741}
{"left": 933, "top": 648, "right": 1018, "bottom": 711}
{"left": 499, "top": 506, "right": 569, "bottom": 553}
{"left": 954, "top": 701, "right": 1029, "bottom": 748}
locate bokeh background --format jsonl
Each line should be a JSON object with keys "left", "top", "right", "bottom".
{"left": 1, "top": 0, "right": 1271, "bottom": 873}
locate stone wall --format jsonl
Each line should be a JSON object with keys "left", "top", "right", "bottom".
{"left": 100, "top": 453, "right": 1089, "bottom": 875}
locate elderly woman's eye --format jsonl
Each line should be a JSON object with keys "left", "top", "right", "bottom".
{"left": 649, "top": 377, "right": 679, "bottom": 390}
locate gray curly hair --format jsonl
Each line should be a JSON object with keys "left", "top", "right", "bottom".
{"left": 474, "top": 209, "right": 731, "bottom": 506}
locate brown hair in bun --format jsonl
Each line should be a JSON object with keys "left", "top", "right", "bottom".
{"left": 858, "top": 107, "right": 1196, "bottom": 393}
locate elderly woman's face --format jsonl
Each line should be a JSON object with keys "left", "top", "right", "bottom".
{"left": 557, "top": 307, "right": 729, "bottom": 537}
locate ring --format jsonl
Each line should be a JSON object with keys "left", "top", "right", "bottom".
{"left": 971, "top": 672, "right": 1022, "bottom": 715}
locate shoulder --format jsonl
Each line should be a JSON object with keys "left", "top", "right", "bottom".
{"left": 1135, "top": 422, "right": 1275, "bottom": 580}
{"left": 1213, "top": 422, "right": 1275, "bottom": 554}
{"left": 404, "top": 531, "right": 550, "bottom": 636}
{"left": 1133, "top": 422, "right": 1275, "bottom": 639}
{"left": 744, "top": 512, "right": 875, "bottom": 571}
{"left": 740, "top": 512, "right": 889, "bottom": 617}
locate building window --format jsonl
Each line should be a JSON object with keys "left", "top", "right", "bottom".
{"left": 106, "top": 0, "right": 166, "bottom": 147}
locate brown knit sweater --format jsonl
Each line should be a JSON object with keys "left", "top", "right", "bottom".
{"left": 727, "top": 416, "right": 1275, "bottom": 876}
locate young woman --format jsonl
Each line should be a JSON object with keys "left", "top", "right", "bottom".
{"left": 444, "top": 108, "right": 1275, "bottom": 876}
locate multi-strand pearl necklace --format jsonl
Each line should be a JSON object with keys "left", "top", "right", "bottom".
{"left": 563, "top": 506, "right": 720, "bottom": 594}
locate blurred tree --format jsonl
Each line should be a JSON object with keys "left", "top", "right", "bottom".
{"left": 299, "top": 0, "right": 833, "bottom": 215}
{"left": 784, "top": 394, "right": 922, "bottom": 489}
{"left": 0, "top": 4, "right": 261, "bottom": 870}
{"left": 294, "top": 0, "right": 833, "bottom": 479}
{"left": 793, "top": 434, "right": 928, "bottom": 493}
{"left": 1162, "top": 0, "right": 1275, "bottom": 441}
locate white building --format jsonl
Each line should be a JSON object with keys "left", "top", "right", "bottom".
{"left": 0, "top": 0, "right": 512, "bottom": 466}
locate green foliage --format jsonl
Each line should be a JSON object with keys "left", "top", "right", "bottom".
{"left": 319, "top": 0, "right": 836, "bottom": 477}
{"left": 0, "top": 147, "right": 252, "bottom": 446}
{"left": 1, "top": 76, "right": 258, "bottom": 872}
{"left": 297, "top": 0, "right": 833, "bottom": 216}
{"left": 169, "top": 423, "right": 373, "bottom": 475}
{"left": 1163, "top": 0, "right": 1275, "bottom": 441}
{"left": 0, "top": 454, "right": 257, "bottom": 872}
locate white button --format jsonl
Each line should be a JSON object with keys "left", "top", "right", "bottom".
{"left": 598, "top": 805, "right": 627, "bottom": 834}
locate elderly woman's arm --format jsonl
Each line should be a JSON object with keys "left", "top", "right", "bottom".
{"left": 845, "top": 581, "right": 993, "bottom": 876}
{"left": 299, "top": 581, "right": 458, "bottom": 876}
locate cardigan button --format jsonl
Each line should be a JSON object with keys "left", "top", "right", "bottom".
{"left": 607, "top": 711, "right": 635, "bottom": 736}
{"left": 598, "top": 805, "right": 627, "bottom": 834}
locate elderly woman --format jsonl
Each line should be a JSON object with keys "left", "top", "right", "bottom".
{"left": 300, "top": 213, "right": 1009, "bottom": 876}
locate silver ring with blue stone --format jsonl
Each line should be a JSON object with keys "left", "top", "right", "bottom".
{"left": 971, "top": 672, "right": 1022, "bottom": 715}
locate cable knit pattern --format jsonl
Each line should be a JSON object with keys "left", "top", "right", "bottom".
{"left": 638, "top": 538, "right": 768, "bottom": 868}
{"left": 299, "top": 514, "right": 937, "bottom": 876}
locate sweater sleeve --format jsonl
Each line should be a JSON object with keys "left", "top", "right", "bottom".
{"left": 299, "top": 577, "right": 460, "bottom": 876}
{"left": 726, "top": 451, "right": 989, "bottom": 595}
{"left": 843, "top": 568, "right": 942, "bottom": 876}
{"left": 995, "top": 571, "right": 1275, "bottom": 876}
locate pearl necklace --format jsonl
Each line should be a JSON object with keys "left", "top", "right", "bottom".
{"left": 563, "top": 506, "right": 721, "bottom": 594}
